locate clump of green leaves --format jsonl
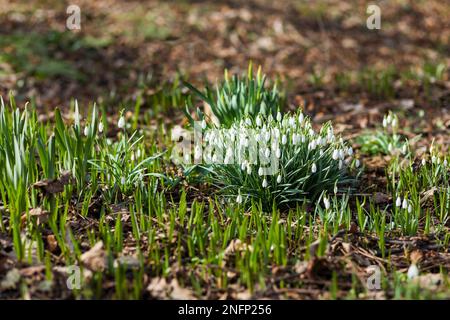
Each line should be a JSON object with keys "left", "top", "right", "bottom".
{"left": 358, "top": 111, "right": 409, "bottom": 156}
{"left": 184, "top": 63, "right": 284, "bottom": 127}
{"left": 200, "top": 110, "right": 359, "bottom": 209}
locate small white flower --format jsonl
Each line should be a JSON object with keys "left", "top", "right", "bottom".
{"left": 236, "top": 194, "right": 243, "bottom": 204}
{"left": 402, "top": 198, "right": 408, "bottom": 210}
{"left": 323, "top": 197, "right": 330, "bottom": 210}
{"left": 432, "top": 155, "right": 437, "bottom": 164}
{"left": 118, "top": 116, "right": 125, "bottom": 129}
{"left": 289, "top": 117, "right": 295, "bottom": 127}
{"left": 256, "top": 116, "right": 262, "bottom": 127}
{"left": 84, "top": 126, "right": 89, "bottom": 137}
{"left": 245, "top": 118, "right": 252, "bottom": 126}
{"left": 276, "top": 174, "right": 282, "bottom": 183}
{"left": 355, "top": 159, "right": 360, "bottom": 168}
{"left": 444, "top": 159, "right": 448, "bottom": 167}
{"left": 391, "top": 118, "right": 398, "bottom": 128}
{"left": 402, "top": 144, "right": 407, "bottom": 154}
{"left": 276, "top": 112, "right": 282, "bottom": 122}
{"left": 120, "top": 176, "right": 126, "bottom": 185}
{"left": 347, "top": 147, "right": 353, "bottom": 156}
{"left": 275, "top": 148, "right": 281, "bottom": 159}
{"left": 311, "top": 163, "right": 317, "bottom": 173}
{"left": 382, "top": 118, "right": 388, "bottom": 128}
{"left": 258, "top": 167, "right": 264, "bottom": 176}
{"left": 246, "top": 164, "right": 252, "bottom": 175}
{"left": 262, "top": 179, "right": 268, "bottom": 188}
{"left": 298, "top": 113, "right": 304, "bottom": 123}
{"left": 407, "top": 264, "right": 419, "bottom": 280}
{"left": 332, "top": 149, "right": 339, "bottom": 160}
{"left": 282, "top": 135, "right": 287, "bottom": 145}
{"left": 201, "top": 120, "right": 207, "bottom": 129}
{"left": 422, "top": 158, "right": 426, "bottom": 166}
{"left": 338, "top": 160, "right": 343, "bottom": 170}
{"left": 395, "top": 196, "right": 402, "bottom": 207}
{"left": 407, "top": 203, "right": 412, "bottom": 213}
{"left": 98, "top": 122, "right": 104, "bottom": 133}
{"left": 265, "top": 148, "right": 270, "bottom": 158}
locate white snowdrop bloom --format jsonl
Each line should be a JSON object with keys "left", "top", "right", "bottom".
{"left": 184, "top": 153, "right": 191, "bottom": 163}
{"left": 98, "top": 122, "right": 104, "bottom": 133}
{"left": 408, "top": 203, "right": 412, "bottom": 213}
{"left": 311, "top": 163, "right": 317, "bottom": 173}
{"left": 301, "top": 135, "right": 306, "bottom": 143}
{"left": 212, "top": 153, "right": 218, "bottom": 163}
{"left": 402, "top": 198, "right": 408, "bottom": 210}
{"left": 245, "top": 118, "right": 252, "bottom": 126}
{"left": 421, "top": 158, "right": 426, "bottom": 166}
{"left": 386, "top": 114, "right": 392, "bottom": 125}
{"left": 246, "top": 164, "right": 252, "bottom": 175}
{"left": 391, "top": 117, "right": 398, "bottom": 128}
{"left": 321, "top": 137, "right": 327, "bottom": 146}
{"left": 289, "top": 117, "right": 295, "bottom": 127}
{"left": 282, "top": 135, "right": 287, "bottom": 145}
{"left": 276, "top": 112, "right": 282, "bottom": 122}
{"left": 236, "top": 194, "right": 243, "bottom": 204}
{"left": 407, "top": 264, "right": 419, "bottom": 280}
{"left": 84, "top": 126, "right": 89, "bottom": 137}
{"left": 332, "top": 149, "right": 339, "bottom": 160}
{"left": 136, "top": 149, "right": 141, "bottom": 158}
{"left": 347, "top": 147, "right": 353, "bottom": 156}
{"left": 292, "top": 133, "right": 297, "bottom": 144}
{"left": 265, "top": 148, "right": 271, "bottom": 158}
{"left": 265, "top": 131, "right": 271, "bottom": 142}
{"left": 431, "top": 155, "right": 437, "bottom": 164}
{"left": 355, "top": 159, "right": 360, "bottom": 168}
{"left": 298, "top": 113, "right": 304, "bottom": 123}
{"left": 388, "top": 143, "right": 393, "bottom": 153}
{"left": 395, "top": 196, "right": 402, "bottom": 207}
{"left": 241, "top": 161, "right": 247, "bottom": 171}
{"left": 334, "top": 184, "right": 338, "bottom": 194}
{"left": 402, "top": 144, "right": 407, "bottom": 154}
{"left": 274, "top": 128, "right": 280, "bottom": 138}
{"left": 323, "top": 197, "right": 330, "bottom": 210}
{"left": 275, "top": 148, "right": 281, "bottom": 159}
{"left": 338, "top": 160, "right": 343, "bottom": 170}
{"left": 258, "top": 167, "right": 264, "bottom": 176}
{"left": 256, "top": 116, "right": 262, "bottom": 127}
{"left": 444, "top": 159, "right": 448, "bottom": 167}
{"left": 194, "top": 145, "right": 202, "bottom": 159}
{"left": 382, "top": 118, "right": 388, "bottom": 128}
{"left": 118, "top": 116, "right": 125, "bottom": 129}
{"left": 309, "top": 128, "right": 314, "bottom": 136}
{"left": 276, "top": 174, "right": 282, "bottom": 183}
{"left": 262, "top": 178, "right": 268, "bottom": 188}
{"left": 120, "top": 176, "right": 126, "bottom": 185}
{"left": 201, "top": 120, "right": 207, "bottom": 129}
{"left": 437, "top": 157, "right": 441, "bottom": 165}
{"left": 339, "top": 149, "right": 345, "bottom": 160}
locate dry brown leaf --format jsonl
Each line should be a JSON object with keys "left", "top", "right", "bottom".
{"left": 80, "top": 241, "right": 106, "bottom": 272}
{"left": 33, "top": 171, "right": 73, "bottom": 195}
{"left": 46, "top": 235, "right": 58, "bottom": 253}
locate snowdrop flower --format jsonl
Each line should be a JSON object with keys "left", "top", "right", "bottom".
{"left": 118, "top": 116, "right": 125, "bottom": 129}
{"left": 332, "top": 149, "right": 339, "bottom": 160}
{"left": 444, "top": 159, "right": 448, "bottom": 167}
{"left": 347, "top": 147, "right": 353, "bottom": 156}
{"left": 391, "top": 117, "right": 398, "bottom": 128}
{"left": 136, "top": 149, "right": 141, "bottom": 158}
{"left": 407, "top": 203, "right": 412, "bottom": 213}
{"left": 245, "top": 118, "right": 252, "bottom": 126}
{"left": 236, "top": 194, "right": 243, "bottom": 204}
{"left": 262, "top": 178, "right": 268, "bottom": 188}
{"left": 264, "top": 148, "right": 271, "bottom": 158}
{"left": 194, "top": 145, "right": 202, "bottom": 160}
{"left": 276, "top": 174, "right": 282, "bottom": 183}
{"left": 301, "top": 135, "right": 306, "bottom": 143}
{"left": 338, "top": 160, "right": 343, "bottom": 170}
{"left": 402, "top": 144, "right": 407, "bottom": 154}
{"left": 84, "top": 126, "right": 89, "bottom": 137}
{"left": 395, "top": 196, "right": 402, "bottom": 207}
{"left": 258, "top": 167, "right": 264, "bottom": 176}
{"left": 120, "top": 176, "right": 126, "bottom": 185}
{"left": 421, "top": 158, "right": 426, "bottom": 166}
{"left": 388, "top": 143, "right": 393, "bottom": 153}
{"left": 298, "top": 113, "right": 304, "bottom": 123}
{"left": 246, "top": 164, "right": 252, "bottom": 175}
{"left": 275, "top": 148, "right": 281, "bottom": 159}
{"left": 256, "top": 115, "right": 262, "bottom": 127}
{"left": 407, "top": 264, "right": 419, "bottom": 280}
{"left": 431, "top": 155, "right": 437, "bottom": 164}
{"left": 402, "top": 198, "right": 408, "bottom": 210}
{"left": 98, "top": 122, "right": 104, "bottom": 133}
{"left": 382, "top": 117, "right": 388, "bottom": 128}
{"left": 276, "top": 112, "right": 282, "bottom": 122}
{"left": 323, "top": 196, "right": 330, "bottom": 210}
{"left": 289, "top": 117, "right": 295, "bottom": 127}
{"left": 311, "top": 163, "right": 317, "bottom": 173}
{"left": 355, "top": 159, "right": 360, "bottom": 168}
{"left": 201, "top": 120, "right": 207, "bottom": 129}
{"left": 282, "top": 135, "right": 287, "bottom": 145}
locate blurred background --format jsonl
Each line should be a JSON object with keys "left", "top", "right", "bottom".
{"left": 0, "top": 0, "right": 448, "bottom": 122}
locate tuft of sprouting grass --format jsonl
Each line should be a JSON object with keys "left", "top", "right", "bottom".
{"left": 184, "top": 63, "right": 284, "bottom": 128}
